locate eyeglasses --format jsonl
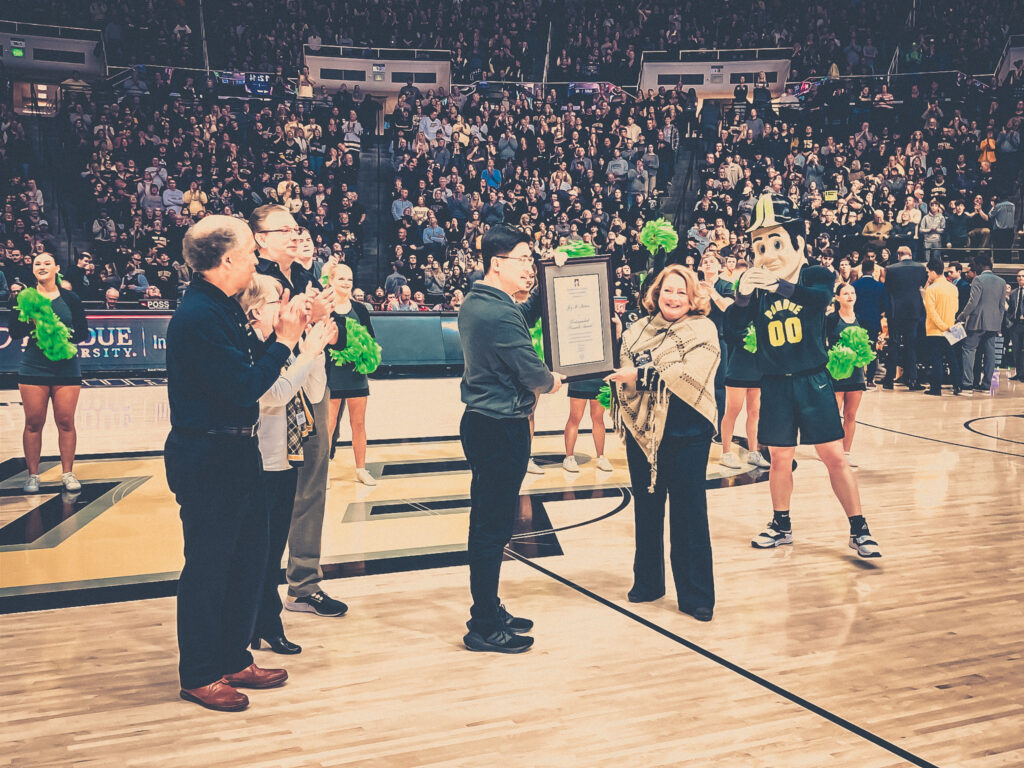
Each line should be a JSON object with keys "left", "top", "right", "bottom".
{"left": 497, "top": 255, "right": 535, "bottom": 265}
{"left": 258, "top": 227, "right": 302, "bottom": 238}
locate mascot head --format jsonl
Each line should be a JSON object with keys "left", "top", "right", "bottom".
{"left": 747, "top": 194, "right": 806, "bottom": 284}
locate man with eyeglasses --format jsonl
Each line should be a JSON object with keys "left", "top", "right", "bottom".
{"left": 458, "top": 225, "right": 565, "bottom": 654}
{"left": 250, "top": 205, "right": 345, "bottom": 620}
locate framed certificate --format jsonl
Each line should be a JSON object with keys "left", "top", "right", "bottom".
{"left": 537, "top": 255, "right": 615, "bottom": 382}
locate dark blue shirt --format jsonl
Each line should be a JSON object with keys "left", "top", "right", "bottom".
{"left": 256, "top": 256, "right": 314, "bottom": 294}
{"left": 166, "top": 276, "right": 290, "bottom": 431}
{"left": 851, "top": 275, "right": 886, "bottom": 333}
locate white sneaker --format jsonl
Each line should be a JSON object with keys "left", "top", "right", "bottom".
{"left": 719, "top": 451, "right": 742, "bottom": 469}
{"left": 526, "top": 459, "right": 544, "bottom": 474}
{"left": 355, "top": 468, "right": 377, "bottom": 486}
{"left": 22, "top": 474, "right": 40, "bottom": 493}
{"left": 62, "top": 472, "right": 82, "bottom": 492}
{"left": 746, "top": 450, "right": 770, "bottom": 469}
{"left": 562, "top": 455, "right": 580, "bottom": 472}
{"left": 849, "top": 532, "right": 882, "bottom": 558}
{"left": 595, "top": 455, "right": 613, "bottom": 472}
{"left": 844, "top": 451, "right": 858, "bottom": 468}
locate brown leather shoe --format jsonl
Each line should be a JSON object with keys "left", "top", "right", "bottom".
{"left": 180, "top": 680, "right": 249, "bottom": 711}
{"left": 222, "top": 663, "right": 288, "bottom": 689}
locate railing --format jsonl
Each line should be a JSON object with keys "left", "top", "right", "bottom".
{"left": 0, "top": 19, "right": 102, "bottom": 41}
{"left": 995, "top": 34, "right": 1024, "bottom": 84}
{"left": 642, "top": 47, "right": 794, "bottom": 64}
{"left": 303, "top": 45, "right": 451, "bottom": 62}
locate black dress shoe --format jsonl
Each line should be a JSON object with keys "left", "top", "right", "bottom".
{"left": 924, "top": 389, "right": 942, "bottom": 396}
{"left": 463, "top": 629, "right": 534, "bottom": 654}
{"left": 627, "top": 587, "right": 666, "bottom": 603}
{"left": 251, "top": 635, "right": 302, "bottom": 655}
{"left": 679, "top": 605, "right": 714, "bottom": 622}
{"left": 881, "top": 382, "right": 894, "bottom": 390}
{"left": 907, "top": 383, "right": 925, "bottom": 391}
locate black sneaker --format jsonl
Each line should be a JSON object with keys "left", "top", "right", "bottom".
{"left": 463, "top": 628, "right": 534, "bottom": 654}
{"left": 497, "top": 603, "right": 534, "bottom": 633}
{"left": 285, "top": 590, "right": 348, "bottom": 617}
{"left": 751, "top": 520, "right": 794, "bottom": 549}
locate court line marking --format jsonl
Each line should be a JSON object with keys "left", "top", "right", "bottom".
{"left": 503, "top": 547, "right": 940, "bottom": 768}
{"left": 962, "top": 414, "right": 1024, "bottom": 446}
{"left": 857, "top": 419, "right": 1024, "bottom": 458}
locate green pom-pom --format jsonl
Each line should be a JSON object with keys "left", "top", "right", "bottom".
{"left": 838, "top": 325, "right": 876, "bottom": 367}
{"left": 328, "top": 318, "right": 381, "bottom": 374}
{"left": 319, "top": 272, "right": 329, "bottom": 288}
{"left": 638, "top": 218, "right": 679, "bottom": 256}
{"left": 597, "top": 383, "right": 612, "bottom": 410}
{"left": 743, "top": 324, "right": 758, "bottom": 354}
{"left": 827, "top": 345, "right": 857, "bottom": 380}
{"left": 16, "top": 288, "right": 78, "bottom": 362}
{"left": 531, "top": 318, "right": 545, "bottom": 360}
{"left": 555, "top": 240, "right": 596, "bottom": 260}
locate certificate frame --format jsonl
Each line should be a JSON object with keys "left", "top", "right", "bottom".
{"left": 536, "top": 255, "right": 615, "bottom": 382}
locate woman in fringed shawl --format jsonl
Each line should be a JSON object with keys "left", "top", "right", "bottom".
{"left": 606, "top": 265, "right": 721, "bottom": 622}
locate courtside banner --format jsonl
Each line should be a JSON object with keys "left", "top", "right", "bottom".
{"left": 0, "top": 312, "right": 172, "bottom": 374}
{"left": 1, "top": 311, "right": 466, "bottom": 375}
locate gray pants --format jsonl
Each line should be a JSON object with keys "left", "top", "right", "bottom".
{"left": 961, "top": 330, "right": 997, "bottom": 390}
{"left": 286, "top": 388, "right": 331, "bottom": 598}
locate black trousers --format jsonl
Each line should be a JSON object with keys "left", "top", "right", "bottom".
{"left": 624, "top": 430, "right": 715, "bottom": 613}
{"left": 1010, "top": 325, "right": 1024, "bottom": 376}
{"left": 165, "top": 430, "right": 269, "bottom": 690}
{"left": 926, "top": 335, "right": 962, "bottom": 392}
{"left": 460, "top": 409, "right": 530, "bottom": 636}
{"left": 255, "top": 468, "right": 298, "bottom": 639}
{"left": 882, "top": 317, "right": 921, "bottom": 386}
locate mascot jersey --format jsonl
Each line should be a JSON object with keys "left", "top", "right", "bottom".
{"left": 731, "top": 265, "right": 834, "bottom": 376}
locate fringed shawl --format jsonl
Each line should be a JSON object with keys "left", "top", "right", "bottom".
{"left": 613, "top": 313, "right": 720, "bottom": 489}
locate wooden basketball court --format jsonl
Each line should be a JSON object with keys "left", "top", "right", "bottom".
{"left": 1, "top": 378, "right": 1022, "bottom": 767}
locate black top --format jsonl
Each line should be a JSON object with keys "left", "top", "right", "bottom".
{"left": 256, "top": 256, "right": 315, "bottom": 295}
{"left": 729, "top": 265, "right": 834, "bottom": 376}
{"left": 884, "top": 259, "right": 928, "bottom": 322}
{"left": 459, "top": 282, "right": 552, "bottom": 419}
{"left": 166, "top": 276, "right": 291, "bottom": 431}
{"left": 9, "top": 286, "right": 90, "bottom": 344}
{"left": 826, "top": 311, "right": 868, "bottom": 387}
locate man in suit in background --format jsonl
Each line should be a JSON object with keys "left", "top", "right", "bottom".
{"left": 881, "top": 245, "right": 928, "bottom": 391}
{"left": 957, "top": 253, "right": 1008, "bottom": 392}
{"left": 852, "top": 258, "right": 887, "bottom": 386}
{"left": 946, "top": 261, "right": 972, "bottom": 314}
{"left": 1006, "top": 269, "right": 1024, "bottom": 381}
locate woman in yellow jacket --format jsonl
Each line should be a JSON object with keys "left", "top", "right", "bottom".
{"left": 183, "top": 181, "right": 208, "bottom": 216}
{"left": 978, "top": 127, "right": 997, "bottom": 165}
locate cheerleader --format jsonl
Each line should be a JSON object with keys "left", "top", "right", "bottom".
{"left": 10, "top": 252, "right": 89, "bottom": 493}
{"left": 827, "top": 283, "right": 868, "bottom": 466}
{"left": 323, "top": 262, "right": 377, "bottom": 485}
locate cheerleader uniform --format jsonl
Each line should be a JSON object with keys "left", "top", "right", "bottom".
{"left": 10, "top": 287, "right": 89, "bottom": 385}
{"left": 827, "top": 313, "right": 868, "bottom": 393}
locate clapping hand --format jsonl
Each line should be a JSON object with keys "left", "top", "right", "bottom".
{"left": 274, "top": 289, "right": 310, "bottom": 348}
{"left": 299, "top": 320, "right": 334, "bottom": 356}
{"left": 308, "top": 284, "right": 334, "bottom": 323}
